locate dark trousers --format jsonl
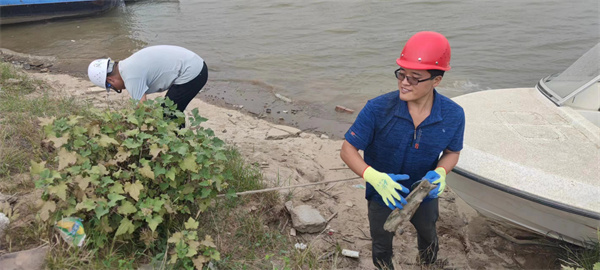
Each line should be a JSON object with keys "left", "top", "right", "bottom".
{"left": 164, "top": 62, "right": 208, "bottom": 127}
{"left": 367, "top": 198, "right": 439, "bottom": 269}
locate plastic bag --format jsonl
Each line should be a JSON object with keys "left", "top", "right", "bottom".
{"left": 55, "top": 217, "right": 86, "bottom": 247}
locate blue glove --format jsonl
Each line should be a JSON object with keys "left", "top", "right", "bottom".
{"left": 423, "top": 167, "right": 447, "bottom": 199}
{"left": 363, "top": 166, "right": 410, "bottom": 210}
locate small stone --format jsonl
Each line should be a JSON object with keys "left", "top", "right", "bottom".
{"left": 289, "top": 205, "right": 327, "bottom": 233}
{"left": 0, "top": 246, "right": 49, "bottom": 270}
{"left": 266, "top": 108, "right": 272, "bottom": 113}
{"left": 0, "top": 212, "right": 9, "bottom": 243}
{"left": 320, "top": 134, "right": 329, "bottom": 139}
{"left": 40, "top": 68, "right": 48, "bottom": 73}
{"left": 6, "top": 78, "right": 21, "bottom": 84}
{"left": 222, "top": 129, "right": 227, "bottom": 133}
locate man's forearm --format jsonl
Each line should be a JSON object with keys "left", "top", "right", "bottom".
{"left": 340, "top": 140, "right": 369, "bottom": 177}
{"left": 436, "top": 150, "right": 460, "bottom": 173}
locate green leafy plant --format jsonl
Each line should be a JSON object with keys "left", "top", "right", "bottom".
{"left": 30, "top": 98, "right": 231, "bottom": 267}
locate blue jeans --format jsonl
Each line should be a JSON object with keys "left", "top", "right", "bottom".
{"left": 367, "top": 198, "right": 439, "bottom": 269}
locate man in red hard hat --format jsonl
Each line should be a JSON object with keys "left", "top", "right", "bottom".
{"left": 340, "top": 31, "right": 465, "bottom": 269}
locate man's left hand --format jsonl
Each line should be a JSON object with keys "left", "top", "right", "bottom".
{"left": 423, "top": 167, "right": 447, "bottom": 198}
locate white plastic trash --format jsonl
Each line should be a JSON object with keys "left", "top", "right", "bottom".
{"left": 341, "top": 249, "right": 359, "bottom": 258}
{"left": 294, "top": 243, "right": 307, "bottom": 250}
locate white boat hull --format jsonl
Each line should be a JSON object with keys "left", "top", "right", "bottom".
{"left": 447, "top": 168, "right": 600, "bottom": 247}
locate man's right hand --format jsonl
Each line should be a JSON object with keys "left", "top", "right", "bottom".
{"left": 362, "top": 166, "right": 410, "bottom": 210}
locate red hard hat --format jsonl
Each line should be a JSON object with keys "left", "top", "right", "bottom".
{"left": 396, "top": 31, "right": 451, "bottom": 71}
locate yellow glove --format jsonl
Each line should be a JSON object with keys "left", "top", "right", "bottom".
{"left": 424, "top": 167, "right": 447, "bottom": 198}
{"left": 363, "top": 166, "right": 410, "bottom": 210}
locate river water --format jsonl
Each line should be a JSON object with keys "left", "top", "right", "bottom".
{"left": 1, "top": 0, "right": 598, "bottom": 136}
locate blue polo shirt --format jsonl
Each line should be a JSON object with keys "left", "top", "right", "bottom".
{"left": 345, "top": 89, "right": 465, "bottom": 207}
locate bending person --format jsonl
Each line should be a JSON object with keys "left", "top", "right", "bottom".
{"left": 88, "top": 45, "right": 208, "bottom": 127}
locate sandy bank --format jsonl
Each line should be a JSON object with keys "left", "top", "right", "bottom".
{"left": 2, "top": 50, "right": 562, "bottom": 269}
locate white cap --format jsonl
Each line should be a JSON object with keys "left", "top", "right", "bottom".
{"left": 88, "top": 58, "right": 112, "bottom": 91}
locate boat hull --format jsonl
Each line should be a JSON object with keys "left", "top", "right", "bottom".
{"left": 0, "top": 0, "right": 120, "bottom": 25}
{"left": 448, "top": 167, "right": 600, "bottom": 247}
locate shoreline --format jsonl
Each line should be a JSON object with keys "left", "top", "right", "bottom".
{"left": 0, "top": 47, "right": 354, "bottom": 139}
{"left": 0, "top": 48, "right": 565, "bottom": 269}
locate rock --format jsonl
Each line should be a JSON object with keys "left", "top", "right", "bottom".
{"left": 289, "top": 204, "right": 327, "bottom": 233}
{"left": 320, "top": 134, "right": 329, "bottom": 139}
{"left": 265, "top": 125, "right": 301, "bottom": 140}
{"left": 266, "top": 128, "right": 291, "bottom": 140}
{"left": 6, "top": 78, "right": 22, "bottom": 84}
{"left": 284, "top": 201, "right": 294, "bottom": 212}
{"left": 0, "top": 212, "right": 9, "bottom": 243}
{"left": 0, "top": 245, "right": 49, "bottom": 270}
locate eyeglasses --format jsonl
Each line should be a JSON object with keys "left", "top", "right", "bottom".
{"left": 394, "top": 68, "right": 435, "bottom": 85}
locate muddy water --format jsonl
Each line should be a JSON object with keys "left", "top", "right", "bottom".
{"left": 1, "top": 0, "right": 598, "bottom": 137}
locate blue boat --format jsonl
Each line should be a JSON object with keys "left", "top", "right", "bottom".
{"left": 0, "top": 0, "right": 120, "bottom": 25}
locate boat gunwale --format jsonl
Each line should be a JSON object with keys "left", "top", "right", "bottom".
{"left": 536, "top": 74, "right": 600, "bottom": 106}
{"left": 452, "top": 166, "right": 600, "bottom": 220}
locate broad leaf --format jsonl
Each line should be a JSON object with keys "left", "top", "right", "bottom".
{"left": 139, "top": 165, "right": 155, "bottom": 180}
{"left": 200, "top": 235, "right": 217, "bottom": 248}
{"left": 38, "top": 116, "right": 55, "bottom": 127}
{"left": 107, "top": 193, "right": 126, "bottom": 207}
{"left": 95, "top": 203, "right": 110, "bottom": 219}
{"left": 115, "top": 218, "right": 135, "bottom": 236}
{"left": 46, "top": 134, "right": 70, "bottom": 148}
{"left": 108, "top": 183, "right": 125, "bottom": 194}
{"left": 167, "top": 232, "right": 183, "bottom": 244}
{"left": 124, "top": 180, "right": 144, "bottom": 201}
{"left": 76, "top": 198, "right": 96, "bottom": 211}
{"left": 30, "top": 160, "right": 46, "bottom": 175}
{"left": 192, "top": 255, "right": 210, "bottom": 270}
{"left": 39, "top": 200, "right": 56, "bottom": 221}
{"left": 97, "top": 134, "right": 118, "bottom": 147}
{"left": 186, "top": 240, "right": 200, "bottom": 257}
{"left": 57, "top": 148, "right": 78, "bottom": 170}
{"left": 114, "top": 147, "right": 131, "bottom": 163}
{"left": 146, "top": 215, "right": 163, "bottom": 232}
{"left": 47, "top": 183, "right": 68, "bottom": 201}
{"left": 118, "top": 200, "right": 137, "bottom": 215}
{"left": 184, "top": 218, "right": 199, "bottom": 230}
{"left": 180, "top": 155, "right": 198, "bottom": 173}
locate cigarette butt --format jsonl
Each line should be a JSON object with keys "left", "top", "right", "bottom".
{"left": 341, "top": 249, "right": 359, "bottom": 258}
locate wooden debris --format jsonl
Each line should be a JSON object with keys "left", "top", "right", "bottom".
{"left": 326, "top": 212, "right": 338, "bottom": 223}
{"left": 383, "top": 180, "right": 436, "bottom": 234}
{"left": 335, "top": 105, "right": 355, "bottom": 114}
